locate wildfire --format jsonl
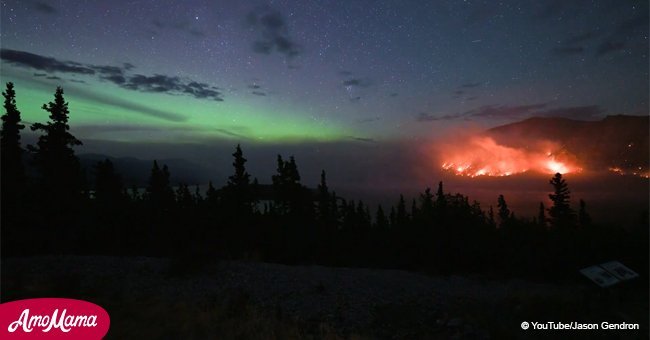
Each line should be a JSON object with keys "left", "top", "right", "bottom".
{"left": 440, "top": 136, "right": 582, "bottom": 177}
{"left": 609, "top": 167, "right": 650, "bottom": 179}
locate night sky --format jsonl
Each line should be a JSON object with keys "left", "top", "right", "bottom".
{"left": 1, "top": 0, "right": 647, "bottom": 145}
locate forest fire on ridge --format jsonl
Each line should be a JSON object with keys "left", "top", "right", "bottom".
{"left": 439, "top": 136, "right": 582, "bottom": 177}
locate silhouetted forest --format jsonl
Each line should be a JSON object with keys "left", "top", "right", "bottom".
{"left": 2, "top": 83, "right": 648, "bottom": 280}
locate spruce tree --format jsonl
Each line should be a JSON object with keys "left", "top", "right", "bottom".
{"left": 224, "top": 144, "right": 254, "bottom": 216}
{"left": 1, "top": 82, "right": 26, "bottom": 191}
{"left": 396, "top": 194, "right": 407, "bottom": 226}
{"left": 317, "top": 170, "right": 331, "bottom": 223}
{"left": 497, "top": 194, "right": 510, "bottom": 227}
{"left": 227, "top": 144, "right": 250, "bottom": 187}
{"left": 29, "top": 86, "right": 83, "bottom": 201}
{"left": 547, "top": 173, "right": 575, "bottom": 229}
{"left": 376, "top": 205, "right": 388, "bottom": 229}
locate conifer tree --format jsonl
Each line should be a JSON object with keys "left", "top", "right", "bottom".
{"left": 376, "top": 205, "right": 388, "bottom": 229}
{"left": 146, "top": 160, "right": 174, "bottom": 208}
{"left": 396, "top": 194, "right": 408, "bottom": 226}
{"left": 317, "top": 170, "right": 331, "bottom": 223}
{"left": 29, "top": 87, "right": 83, "bottom": 199}
{"left": 547, "top": 173, "right": 575, "bottom": 229}
{"left": 1, "top": 82, "right": 26, "bottom": 193}
{"left": 497, "top": 194, "right": 510, "bottom": 227}
{"left": 224, "top": 144, "right": 254, "bottom": 216}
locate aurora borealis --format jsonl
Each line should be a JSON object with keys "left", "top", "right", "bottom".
{"left": 1, "top": 0, "right": 648, "bottom": 146}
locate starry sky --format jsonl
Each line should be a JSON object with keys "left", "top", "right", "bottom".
{"left": 1, "top": 0, "right": 647, "bottom": 146}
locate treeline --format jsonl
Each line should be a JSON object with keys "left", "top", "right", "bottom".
{"left": 1, "top": 83, "right": 648, "bottom": 280}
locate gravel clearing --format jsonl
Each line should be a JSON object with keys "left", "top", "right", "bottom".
{"left": 3, "top": 256, "right": 584, "bottom": 338}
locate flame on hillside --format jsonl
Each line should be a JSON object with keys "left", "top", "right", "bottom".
{"left": 439, "top": 136, "right": 582, "bottom": 177}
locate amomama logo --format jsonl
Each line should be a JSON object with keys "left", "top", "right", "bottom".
{"left": 0, "top": 298, "right": 110, "bottom": 339}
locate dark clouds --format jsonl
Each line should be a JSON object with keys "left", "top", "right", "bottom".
{"left": 251, "top": 91, "right": 266, "bottom": 96}
{"left": 247, "top": 7, "right": 301, "bottom": 58}
{"left": 1, "top": 49, "right": 95, "bottom": 74}
{"left": 1, "top": 48, "right": 223, "bottom": 101}
{"left": 122, "top": 75, "right": 223, "bottom": 101}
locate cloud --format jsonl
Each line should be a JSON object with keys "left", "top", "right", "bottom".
{"left": 349, "top": 96, "right": 361, "bottom": 102}
{"left": 1, "top": 49, "right": 95, "bottom": 74}
{"left": 2, "top": 49, "right": 224, "bottom": 102}
{"left": 389, "top": 92, "right": 398, "bottom": 97}
{"left": 247, "top": 7, "right": 301, "bottom": 58}
{"left": 339, "top": 70, "right": 353, "bottom": 76}
{"left": 251, "top": 91, "right": 266, "bottom": 96}
{"left": 33, "top": 73, "right": 47, "bottom": 77}
{"left": 248, "top": 84, "right": 261, "bottom": 89}
{"left": 46, "top": 76, "right": 61, "bottom": 80}
{"left": 122, "top": 75, "right": 224, "bottom": 101}
{"left": 33, "top": 1, "right": 57, "bottom": 14}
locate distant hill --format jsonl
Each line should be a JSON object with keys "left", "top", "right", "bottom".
{"left": 487, "top": 115, "right": 649, "bottom": 172}
{"left": 78, "top": 154, "right": 218, "bottom": 188}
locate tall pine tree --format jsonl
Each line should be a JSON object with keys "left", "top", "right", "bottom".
{"left": 29, "top": 87, "right": 83, "bottom": 202}
{"left": 547, "top": 173, "right": 575, "bottom": 229}
{"left": 1, "top": 82, "right": 26, "bottom": 193}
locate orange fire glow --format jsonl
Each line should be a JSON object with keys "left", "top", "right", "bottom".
{"left": 439, "top": 136, "right": 582, "bottom": 177}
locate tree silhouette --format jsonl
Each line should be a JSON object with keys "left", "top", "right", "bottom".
{"left": 317, "top": 170, "right": 334, "bottom": 225}
{"left": 1, "top": 82, "right": 26, "bottom": 194}
{"left": 29, "top": 87, "right": 83, "bottom": 200}
{"left": 146, "top": 160, "right": 174, "bottom": 208}
{"left": 547, "top": 173, "right": 575, "bottom": 229}
{"left": 487, "top": 206, "right": 496, "bottom": 228}
{"left": 375, "top": 205, "right": 388, "bottom": 229}
{"left": 223, "top": 144, "right": 254, "bottom": 216}
{"left": 227, "top": 144, "right": 251, "bottom": 187}
{"left": 272, "top": 154, "right": 310, "bottom": 218}
{"left": 396, "top": 194, "right": 408, "bottom": 226}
